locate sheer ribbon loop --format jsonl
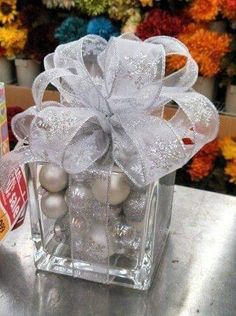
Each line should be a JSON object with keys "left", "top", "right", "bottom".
{"left": 0, "top": 34, "right": 219, "bottom": 188}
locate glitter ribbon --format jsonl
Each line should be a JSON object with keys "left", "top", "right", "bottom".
{"left": 0, "top": 33, "right": 218, "bottom": 187}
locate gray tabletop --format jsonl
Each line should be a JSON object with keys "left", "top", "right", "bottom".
{"left": 0, "top": 185, "right": 236, "bottom": 316}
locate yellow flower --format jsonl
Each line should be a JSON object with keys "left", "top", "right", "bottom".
{"left": 0, "top": 0, "right": 17, "bottom": 24}
{"left": 121, "top": 9, "right": 141, "bottom": 33}
{"left": 140, "top": 0, "right": 153, "bottom": 6}
{"left": 225, "top": 160, "right": 236, "bottom": 183}
{"left": 0, "top": 25, "right": 27, "bottom": 58}
{"left": 219, "top": 137, "right": 236, "bottom": 160}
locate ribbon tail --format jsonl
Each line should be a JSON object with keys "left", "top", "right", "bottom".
{"left": 168, "top": 91, "right": 219, "bottom": 161}
{"left": 0, "top": 145, "right": 38, "bottom": 190}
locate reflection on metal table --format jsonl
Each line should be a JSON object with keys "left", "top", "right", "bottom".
{"left": 0, "top": 185, "right": 236, "bottom": 316}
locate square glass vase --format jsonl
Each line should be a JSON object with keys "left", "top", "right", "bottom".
{"left": 28, "top": 163, "right": 175, "bottom": 290}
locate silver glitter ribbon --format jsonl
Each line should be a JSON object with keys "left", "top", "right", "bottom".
{"left": 0, "top": 33, "right": 219, "bottom": 187}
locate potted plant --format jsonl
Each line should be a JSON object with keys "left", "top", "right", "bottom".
{"left": 14, "top": 4, "right": 58, "bottom": 87}
{"left": 221, "top": 39, "right": 236, "bottom": 113}
{"left": 0, "top": 24, "right": 27, "bottom": 84}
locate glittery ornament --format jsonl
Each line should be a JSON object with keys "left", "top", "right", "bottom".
{"left": 123, "top": 189, "right": 147, "bottom": 222}
{"left": 66, "top": 183, "right": 92, "bottom": 209}
{"left": 39, "top": 163, "right": 68, "bottom": 193}
{"left": 41, "top": 192, "right": 68, "bottom": 219}
{"left": 76, "top": 222, "right": 116, "bottom": 262}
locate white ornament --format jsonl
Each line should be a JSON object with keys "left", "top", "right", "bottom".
{"left": 77, "top": 222, "right": 116, "bottom": 262}
{"left": 39, "top": 163, "right": 68, "bottom": 193}
{"left": 41, "top": 192, "right": 68, "bottom": 219}
{"left": 91, "top": 166, "right": 131, "bottom": 205}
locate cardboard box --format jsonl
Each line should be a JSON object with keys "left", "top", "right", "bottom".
{"left": 0, "top": 83, "right": 9, "bottom": 156}
{"left": 5, "top": 84, "right": 236, "bottom": 137}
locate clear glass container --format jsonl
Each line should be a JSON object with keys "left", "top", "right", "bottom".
{"left": 28, "top": 163, "right": 175, "bottom": 290}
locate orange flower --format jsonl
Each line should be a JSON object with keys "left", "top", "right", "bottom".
{"left": 186, "top": 0, "right": 221, "bottom": 22}
{"left": 167, "top": 24, "right": 231, "bottom": 77}
{"left": 187, "top": 139, "right": 219, "bottom": 181}
{"left": 225, "top": 160, "right": 236, "bottom": 183}
{"left": 188, "top": 156, "right": 214, "bottom": 181}
{"left": 221, "top": 0, "right": 236, "bottom": 20}
{"left": 196, "top": 139, "right": 219, "bottom": 157}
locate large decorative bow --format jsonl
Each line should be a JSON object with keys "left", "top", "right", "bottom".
{"left": 0, "top": 33, "right": 219, "bottom": 187}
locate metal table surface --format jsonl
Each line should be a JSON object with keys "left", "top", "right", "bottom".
{"left": 0, "top": 185, "right": 236, "bottom": 316}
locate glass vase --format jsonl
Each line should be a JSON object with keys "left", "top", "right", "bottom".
{"left": 28, "top": 163, "right": 175, "bottom": 290}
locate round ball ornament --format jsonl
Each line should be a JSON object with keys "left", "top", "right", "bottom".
{"left": 111, "top": 221, "right": 136, "bottom": 247}
{"left": 71, "top": 215, "right": 89, "bottom": 237}
{"left": 54, "top": 215, "right": 70, "bottom": 242}
{"left": 39, "top": 163, "right": 68, "bottom": 193}
{"left": 123, "top": 189, "right": 147, "bottom": 222}
{"left": 91, "top": 166, "right": 131, "bottom": 205}
{"left": 125, "top": 236, "right": 141, "bottom": 258}
{"left": 66, "top": 183, "right": 92, "bottom": 209}
{"left": 78, "top": 223, "right": 116, "bottom": 262}
{"left": 41, "top": 192, "right": 68, "bottom": 219}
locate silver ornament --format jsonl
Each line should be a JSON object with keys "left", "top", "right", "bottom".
{"left": 76, "top": 222, "right": 116, "bottom": 262}
{"left": 125, "top": 236, "right": 142, "bottom": 258}
{"left": 67, "top": 182, "right": 122, "bottom": 222}
{"left": 54, "top": 215, "right": 70, "bottom": 242}
{"left": 123, "top": 189, "right": 147, "bottom": 222}
{"left": 66, "top": 183, "right": 92, "bottom": 209}
{"left": 71, "top": 215, "right": 89, "bottom": 236}
{"left": 39, "top": 163, "right": 68, "bottom": 193}
{"left": 111, "top": 221, "right": 136, "bottom": 247}
{"left": 110, "top": 205, "right": 121, "bottom": 217}
{"left": 91, "top": 166, "right": 131, "bottom": 205}
{"left": 41, "top": 192, "right": 68, "bottom": 219}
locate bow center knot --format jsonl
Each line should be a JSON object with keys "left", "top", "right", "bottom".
{"left": 98, "top": 112, "right": 114, "bottom": 134}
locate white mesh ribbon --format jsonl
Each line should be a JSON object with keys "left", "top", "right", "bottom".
{"left": 0, "top": 33, "right": 219, "bottom": 187}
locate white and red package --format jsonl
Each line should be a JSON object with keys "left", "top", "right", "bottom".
{"left": 0, "top": 167, "right": 28, "bottom": 241}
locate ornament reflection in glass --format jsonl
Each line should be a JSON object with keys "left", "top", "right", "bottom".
{"left": 29, "top": 163, "right": 175, "bottom": 290}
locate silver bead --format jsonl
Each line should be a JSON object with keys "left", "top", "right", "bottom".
{"left": 41, "top": 192, "right": 68, "bottom": 219}
{"left": 91, "top": 166, "right": 131, "bottom": 205}
{"left": 123, "top": 189, "right": 147, "bottom": 222}
{"left": 39, "top": 163, "right": 68, "bottom": 193}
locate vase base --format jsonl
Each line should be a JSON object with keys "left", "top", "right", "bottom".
{"left": 33, "top": 229, "right": 169, "bottom": 290}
